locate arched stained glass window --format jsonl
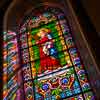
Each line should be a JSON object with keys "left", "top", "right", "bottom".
{"left": 3, "top": 6, "right": 96, "bottom": 100}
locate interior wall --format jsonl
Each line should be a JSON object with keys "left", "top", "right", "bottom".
{"left": 81, "top": 0, "right": 100, "bottom": 34}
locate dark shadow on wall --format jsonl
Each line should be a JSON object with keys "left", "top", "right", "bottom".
{"left": 81, "top": 0, "right": 100, "bottom": 33}
{"left": 0, "top": 0, "right": 13, "bottom": 99}
{"left": 70, "top": 0, "right": 100, "bottom": 69}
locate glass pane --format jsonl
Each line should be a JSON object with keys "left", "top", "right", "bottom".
{"left": 34, "top": 68, "right": 81, "bottom": 100}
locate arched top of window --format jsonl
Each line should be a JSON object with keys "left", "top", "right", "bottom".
{"left": 19, "top": 6, "right": 66, "bottom": 33}
{"left": 3, "top": 1, "right": 65, "bottom": 31}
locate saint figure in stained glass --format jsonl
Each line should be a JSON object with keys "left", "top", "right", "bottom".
{"left": 31, "top": 28, "right": 61, "bottom": 74}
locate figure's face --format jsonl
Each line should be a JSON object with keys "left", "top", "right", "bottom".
{"left": 37, "top": 29, "right": 47, "bottom": 38}
{"left": 40, "top": 30, "right": 46, "bottom": 38}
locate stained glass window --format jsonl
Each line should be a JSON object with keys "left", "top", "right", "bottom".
{"left": 3, "top": 31, "right": 22, "bottom": 100}
{"left": 3, "top": 6, "right": 95, "bottom": 100}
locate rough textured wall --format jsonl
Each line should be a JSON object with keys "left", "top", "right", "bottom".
{"left": 81, "top": 0, "right": 100, "bottom": 34}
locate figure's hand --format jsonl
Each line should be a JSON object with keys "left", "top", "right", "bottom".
{"left": 43, "top": 44, "right": 49, "bottom": 55}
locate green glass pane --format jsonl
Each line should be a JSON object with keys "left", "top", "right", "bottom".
{"left": 34, "top": 60, "right": 40, "bottom": 72}
{"left": 60, "top": 57, "right": 66, "bottom": 65}
{"left": 32, "top": 46, "right": 40, "bottom": 60}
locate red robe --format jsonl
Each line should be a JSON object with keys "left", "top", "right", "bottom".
{"left": 37, "top": 36, "right": 60, "bottom": 74}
